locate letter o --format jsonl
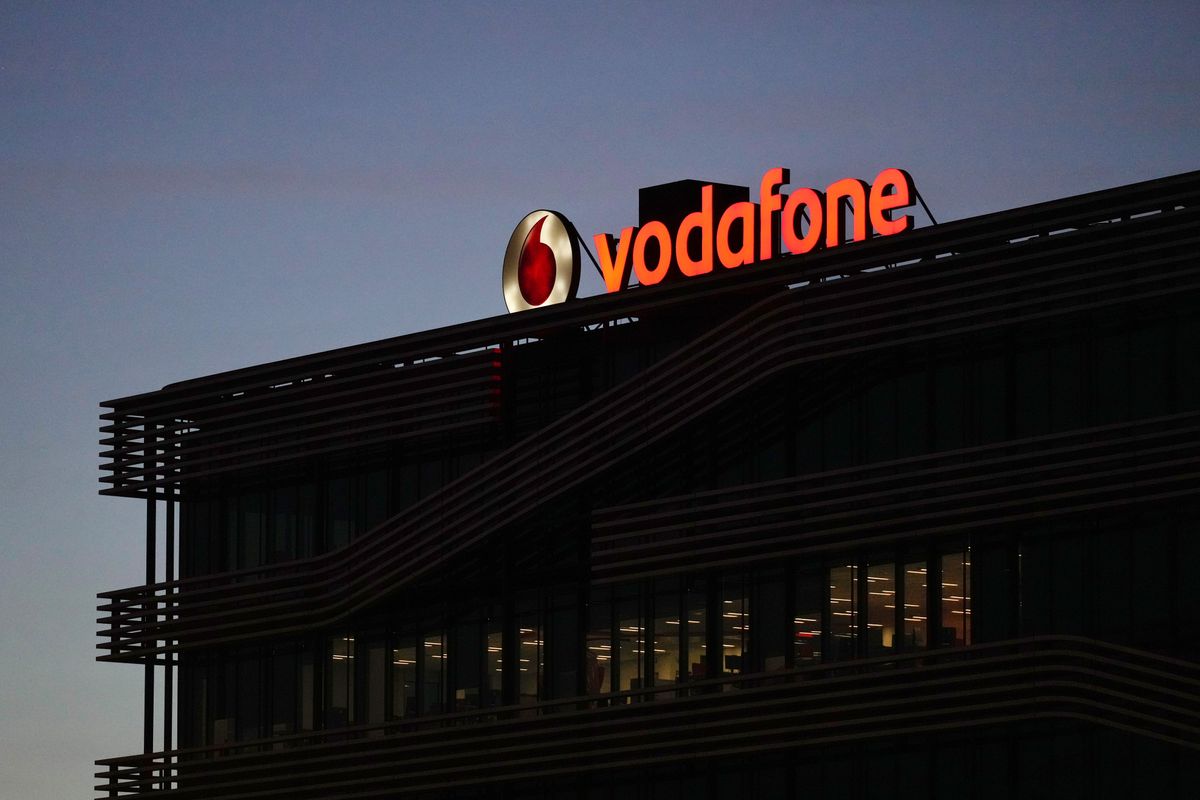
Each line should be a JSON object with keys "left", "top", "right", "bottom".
{"left": 633, "top": 221, "right": 672, "bottom": 286}
{"left": 782, "top": 188, "right": 824, "bottom": 255}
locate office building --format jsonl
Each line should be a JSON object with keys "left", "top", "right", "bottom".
{"left": 97, "top": 169, "right": 1200, "bottom": 798}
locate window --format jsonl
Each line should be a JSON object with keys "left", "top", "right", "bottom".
{"left": 940, "top": 552, "right": 971, "bottom": 646}
{"left": 586, "top": 589, "right": 613, "bottom": 695}
{"left": 326, "top": 635, "right": 354, "bottom": 728}
{"left": 652, "top": 579, "right": 681, "bottom": 686}
{"left": 390, "top": 636, "right": 417, "bottom": 719}
{"left": 828, "top": 564, "right": 858, "bottom": 661}
{"left": 421, "top": 633, "right": 445, "bottom": 714}
{"left": 721, "top": 575, "right": 750, "bottom": 675}
{"left": 485, "top": 610, "right": 504, "bottom": 708}
{"left": 866, "top": 563, "right": 896, "bottom": 657}
{"left": 902, "top": 562, "right": 928, "bottom": 649}
{"left": 793, "top": 569, "right": 823, "bottom": 664}
{"left": 685, "top": 576, "right": 709, "bottom": 680}
{"left": 516, "top": 596, "right": 543, "bottom": 704}
{"left": 615, "top": 584, "right": 644, "bottom": 692}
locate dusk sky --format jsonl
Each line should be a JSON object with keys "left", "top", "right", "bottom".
{"left": 1, "top": 2, "right": 1197, "bottom": 796}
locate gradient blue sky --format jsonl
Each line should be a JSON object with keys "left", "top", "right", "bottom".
{"left": 1, "top": 2, "right": 1197, "bottom": 796}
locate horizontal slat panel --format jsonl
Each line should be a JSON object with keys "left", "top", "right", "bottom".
{"left": 591, "top": 413, "right": 1200, "bottom": 580}
{"left": 100, "top": 351, "right": 502, "bottom": 496}
{"left": 92, "top": 636, "right": 1200, "bottom": 798}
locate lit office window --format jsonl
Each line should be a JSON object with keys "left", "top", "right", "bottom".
{"left": 391, "top": 637, "right": 417, "bottom": 719}
{"left": 586, "top": 593, "right": 613, "bottom": 695}
{"left": 793, "top": 569, "right": 823, "bottom": 664}
{"left": 485, "top": 616, "right": 504, "bottom": 708}
{"left": 685, "top": 577, "right": 708, "bottom": 680}
{"left": 653, "top": 579, "right": 681, "bottom": 687}
{"left": 616, "top": 586, "right": 644, "bottom": 693}
{"left": 828, "top": 565, "right": 858, "bottom": 661}
{"left": 326, "top": 635, "right": 355, "bottom": 728}
{"left": 517, "top": 614, "right": 543, "bottom": 705}
{"left": 903, "top": 562, "right": 929, "bottom": 649}
{"left": 722, "top": 576, "right": 750, "bottom": 675}
{"left": 941, "top": 551, "right": 972, "bottom": 646}
{"left": 866, "top": 563, "right": 896, "bottom": 657}
{"left": 421, "top": 633, "right": 445, "bottom": 714}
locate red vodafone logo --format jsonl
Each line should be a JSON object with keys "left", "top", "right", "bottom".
{"left": 502, "top": 210, "right": 580, "bottom": 313}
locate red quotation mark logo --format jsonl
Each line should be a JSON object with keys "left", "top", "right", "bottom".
{"left": 518, "top": 216, "right": 555, "bottom": 306}
{"left": 502, "top": 210, "right": 580, "bottom": 313}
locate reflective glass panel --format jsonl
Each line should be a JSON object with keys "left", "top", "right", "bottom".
{"left": 486, "top": 621, "right": 503, "bottom": 708}
{"left": 866, "top": 563, "right": 896, "bottom": 656}
{"left": 903, "top": 562, "right": 928, "bottom": 649}
{"left": 793, "top": 569, "right": 823, "bottom": 664}
{"left": 652, "top": 580, "right": 681, "bottom": 686}
{"left": 941, "top": 551, "right": 972, "bottom": 646}
{"left": 391, "top": 638, "right": 417, "bottom": 719}
{"left": 686, "top": 578, "right": 708, "bottom": 680}
{"left": 721, "top": 575, "right": 749, "bottom": 675}
{"left": 517, "top": 616, "right": 542, "bottom": 705}
{"left": 327, "top": 635, "right": 354, "bottom": 728}
{"left": 616, "top": 588, "right": 644, "bottom": 693}
{"left": 828, "top": 565, "right": 858, "bottom": 661}
{"left": 421, "top": 633, "right": 445, "bottom": 714}
{"left": 586, "top": 595, "right": 612, "bottom": 694}
{"left": 365, "top": 640, "right": 386, "bottom": 724}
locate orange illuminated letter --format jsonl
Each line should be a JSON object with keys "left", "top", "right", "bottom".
{"left": 633, "top": 221, "right": 672, "bottom": 286}
{"left": 782, "top": 187, "right": 824, "bottom": 255}
{"left": 759, "top": 167, "right": 789, "bottom": 261}
{"left": 869, "top": 168, "right": 915, "bottom": 237}
{"left": 825, "top": 178, "right": 869, "bottom": 248}
{"left": 594, "top": 229, "right": 636, "bottom": 293}
{"left": 675, "top": 184, "right": 714, "bottom": 277}
{"left": 717, "top": 202, "right": 756, "bottom": 269}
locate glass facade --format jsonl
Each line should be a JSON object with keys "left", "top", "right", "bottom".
{"left": 179, "top": 491, "right": 1200, "bottom": 752}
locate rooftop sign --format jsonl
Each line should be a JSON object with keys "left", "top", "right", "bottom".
{"left": 502, "top": 167, "right": 916, "bottom": 313}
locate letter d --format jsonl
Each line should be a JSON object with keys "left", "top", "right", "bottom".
{"left": 675, "top": 184, "right": 714, "bottom": 277}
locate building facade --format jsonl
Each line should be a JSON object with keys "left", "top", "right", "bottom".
{"left": 97, "top": 170, "right": 1200, "bottom": 798}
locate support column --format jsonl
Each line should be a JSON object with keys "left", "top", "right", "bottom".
{"left": 164, "top": 495, "right": 175, "bottom": 760}
{"left": 144, "top": 494, "right": 156, "bottom": 755}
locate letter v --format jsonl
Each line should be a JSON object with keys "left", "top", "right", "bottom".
{"left": 594, "top": 228, "right": 636, "bottom": 293}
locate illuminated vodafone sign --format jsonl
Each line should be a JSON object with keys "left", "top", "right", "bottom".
{"left": 594, "top": 167, "right": 916, "bottom": 292}
{"left": 502, "top": 167, "right": 917, "bottom": 312}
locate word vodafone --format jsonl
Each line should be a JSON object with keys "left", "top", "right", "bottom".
{"left": 593, "top": 167, "right": 916, "bottom": 293}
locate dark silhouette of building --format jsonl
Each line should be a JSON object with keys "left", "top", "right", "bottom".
{"left": 97, "top": 170, "right": 1200, "bottom": 798}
